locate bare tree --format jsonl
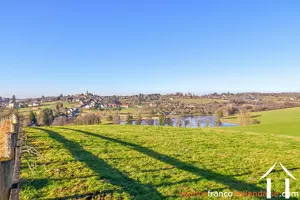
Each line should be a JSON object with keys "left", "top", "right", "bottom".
{"left": 184, "top": 119, "right": 190, "bottom": 127}
{"left": 136, "top": 113, "right": 143, "bottom": 125}
{"left": 113, "top": 113, "right": 121, "bottom": 124}
{"left": 214, "top": 111, "right": 222, "bottom": 127}
{"left": 196, "top": 119, "right": 201, "bottom": 128}
{"left": 165, "top": 118, "right": 173, "bottom": 126}
{"left": 205, "top": 113, "right": 210, "bottom": 127}
{"left": 176, "top": 118, "right": 182, "bottom": 127}
{"left": 74, "top": 113, "right": 101, "bottom": 125}
{"left": 238, "top": 108, "right": 253, "bottom": 126}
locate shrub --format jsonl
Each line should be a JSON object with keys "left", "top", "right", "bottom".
{"left": 74, "top": 113, "right": 101, "bottom": 125}
{"left": 52, "top": 116, "right": 69, "bottom": 126}
{"left": 252, "top": 119, "right": 261, "bottom": 124}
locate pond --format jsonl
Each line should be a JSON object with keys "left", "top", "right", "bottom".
{"left": 120, "top": 116, "right": 238, "bottom": 127}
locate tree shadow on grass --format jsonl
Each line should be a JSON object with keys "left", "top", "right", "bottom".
{"left": 43, "top": 190, "right": 115, "bottom": 200}
{"left": 61, "top": 128, "right": 265, "bottom": 193}
{"left": 62, "top": 128, "right": 300, "bottom": 199}
{"left": 36, "top": 128, "right": 165, "bottom": 200}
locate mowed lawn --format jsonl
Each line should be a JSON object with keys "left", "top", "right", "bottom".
{"left": 224, "top": 107, "right": 300, "bottom": 136}
{"left": 21, "top": 125, "right": 300, "bottom": 199}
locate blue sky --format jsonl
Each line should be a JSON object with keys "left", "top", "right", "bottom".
{"left": 1, "top": 0, "right": 300, "bottom": 98}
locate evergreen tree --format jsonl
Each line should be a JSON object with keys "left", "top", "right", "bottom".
{"left": 41, "top": 108, "right": 54, "bottom": 126}
{"left": 29, "top": 111, "right": 37, "bottom": 125}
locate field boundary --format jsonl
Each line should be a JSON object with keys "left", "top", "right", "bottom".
{"left": 0, "top": 112, "right": 21, "bottom": 200}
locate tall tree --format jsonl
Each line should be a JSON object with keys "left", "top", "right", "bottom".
{"left": 29, "top": 111, "right": 37, "bottom": 125}
{"left": 205, "top": 113, "right": 210, "bottom": 127}
{"left": 176, "top": 118, "right": 182, "bottom": 127}
{"left": 214, "top": 111, "right": 222, "bottom": 127}
{"left": 125, "top": 113, "right": 133, "bottom": 125}
{"left": 184, "top": 119, "right": 190, "bottom": 127}
{"left": 165, "top": 118, "right": 173, "bottom": 126}
{"left": 41, "top": 108, "right": 54, "bottom": 126}
{"left": 136, "top": 113, "right": 143, "bottom": 125}
{"left": 159, "top": 114, "right": 165, "bottom": 126}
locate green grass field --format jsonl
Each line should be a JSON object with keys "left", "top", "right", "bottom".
{"left": 21, "top": 125, "right": 300, "bottom": 199}
{"left": 18, "top": 101, "right": 80, "bottom": 118}
{"left": 224, "top": 107, "right": 300, "bottom": 136}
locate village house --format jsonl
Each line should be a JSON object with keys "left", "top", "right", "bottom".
{"left": 121, "top": 103, "right": 131, "bottom": 108}
{"left": 8, "top": 100, "right": 19, "bottom": 109}
{"left": 28, "top": 102, "right": 41, "bottom": 107}
{"left": 67, "top": 108, "right": 80, "bottom": 117}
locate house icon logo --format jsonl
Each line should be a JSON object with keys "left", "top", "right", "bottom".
{"left": 260, "top": 163, "right": 296, "bottom": 199}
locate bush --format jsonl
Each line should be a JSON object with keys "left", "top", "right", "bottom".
{"left": 74, "top": 113, "right": 101, "bottom": 125}
{"left": 251, "top": 119, "right": 261, "bottom": 124}
{"left": 52, "top": 116, "right": 69, "bottom": 126}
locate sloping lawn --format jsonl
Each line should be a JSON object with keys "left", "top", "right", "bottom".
{"left": 21, "top": 125, "right": 300, "bottom": 199}
{"left": 224, "top": 107, "right": 300, "bottom": 136}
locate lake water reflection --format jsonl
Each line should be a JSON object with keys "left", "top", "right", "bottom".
{"left": 120, "top": 116, "right": 238, "bottom": 127}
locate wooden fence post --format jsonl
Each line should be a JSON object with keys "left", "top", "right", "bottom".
{"left": 0, "top": 113, "right": 20, "bottom": 200}
{"left": 0, "top": 160, "right": 13, "bottom": 200}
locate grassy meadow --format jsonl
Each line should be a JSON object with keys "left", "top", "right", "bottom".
{"left": 224, "top": 107, "right": 300, "bottom": 136}
{"left": 21, "top": 125, "right": 300, "bottom": 199}
{"left": 18, "top": 101, "right": 80, "bottom": 118}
